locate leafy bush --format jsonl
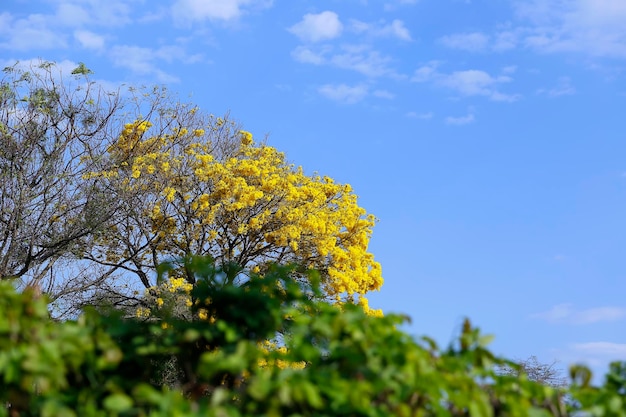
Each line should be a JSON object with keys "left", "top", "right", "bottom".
{"left": 0, "top": 258, "right": 624, "bottom": 416}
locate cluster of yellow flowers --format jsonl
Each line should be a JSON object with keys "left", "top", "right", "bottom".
{"left": 100, "top": 117, "right": 382, "bottom": 313}
{"left": 164, "top": 277, "right": 193, "bottom": 293}
{"left": 257, "top": 341, "right": 306, "bottom": 370}
{"left": 137, "top": 276, "right": 198, "bottom": 319}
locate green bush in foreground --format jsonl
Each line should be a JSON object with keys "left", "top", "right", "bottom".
{"left": 0, "top": 258, "right": 624, "bottom": 416}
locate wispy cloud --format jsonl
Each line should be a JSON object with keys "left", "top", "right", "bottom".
{"left": 438, "top": 2, "right": 626, "bottom": 59}
{"left": 317, "top": 83, "right": 394, "bottom": 104}
{"left": 442, "top": 70, "right": 511, "bottom": 96}
{"left": 331, "top": 45, "right": 394, "bottom": 77}
{"left": 171, "top": 0, "right": 272, "bottom": 24}
{"left": 0, "top": 13, "right": 67, "bottom": 50}
{"left": 291, "top": 46, "right": 328, "bottom": 65}
{"left": 292, "top": 44, "right": 396, "bottom": 78}
{"left": 438, "top": 29, "right": 521, "bottom": 53}
{"left": 406, "top": 111, "right": 433, "bottom": 120}
{"left": 372, "top": 89, "right": 395, "bottom": 99}
{"left": 493, "top": 29, "right": 519, "bottom": 51}
{"left": 52, "top": 0, "right": 135, "bottom": 27}
{"left": 109, "top": 44, "right": 202, "bottom": 82}
{"left": 0, "top": 1, "right": 143, "bottom": 51}
{"left": 318, "top": 83, "right": 368, "bottom": 104}
{"left": 412, "top": 62, "right": 520, "bottom": 102}
{"left": 439, "top": 32, "right": 489, "bottom": 52}
{"left": 531, "top": 304, "right": 626, "bottom": 325}
{"left": 536, "top": 77, "right": 576, "bottom": 98}
{"left": 384, "top": 0, "right": 419, "bottom": 12}
{"left": 571, "top": 341, "right": 626, "bottom": 358}
{"left": 445, "top": 113, "right": 475, "bottom": 125}
{"left": 74, "top": 29, "right": 105, "bottom": 50}
{"left": 350, "top": 19, "right": 412, "bottom": 41}
{"left": 513, "top": 0, "right": 626, "bottom": 58}
{"left": 288, "top": 11, "right": 343, "bottom": 43}
{"left": 554, "top": 341, "right": 626, "bottom": 374}
{"left": 501, "top": 65, "right": 517, "bottom": 74}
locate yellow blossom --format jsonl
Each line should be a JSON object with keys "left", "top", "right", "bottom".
{"left": 163, "top": 187, "right": 176, "bottom": 202}
{"left": 94, "top": 115, "right": 382, "bottom": 304}
{"left": 239, "top": 130, "right": 253, "bottom": 146}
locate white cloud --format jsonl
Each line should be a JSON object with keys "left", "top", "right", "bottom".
{"left": 437, "top": 27, "right": 523, "bottom": 53}
{"left": 351, "top": 19, "right": 412, "bottom": 41}
{"left": 553, "top": 341, "right": 626, "bottom": 377}
{"left": 531, "top": 304, "right": 626, "bottom": 324}
{"left": 502, "top": 65, "right": 517, "bottom": 74}
{"left": 330, "top": 45, "right": 394, "bottom": 77}
{"left": 55, "top": 3, "right": 92, "bottom": 26}
{"left": 384, "top": 0, "right": 419, "bottom": 11}
{"left": 571, "top": 342, "right": 626, "bottom": 358}
{"left": 0, "top": 12, "right": 10, "bottom": 29}
{"left": 438, "top": 29, "right": 521, "bottom": 53}
{"left": 172, "top": 0, "right": 272, "bottom": 23}
{"left": 0, "top": 13, "right": 67, "bottom": 50}
{"left": 382, "top": 20, "right": 412, "bottom": 41}
{"left": 291, "top": 46, "right": 326, "bottom": 65}
{"left": 493, "top": 30, "right": 519, "bottom": 51}
{"left": 439, "top": 32, "right": 489, "bottom": 52}
{"left": 0, "top": 1, "right": 138, "bottom": 51}
{"left": 74, "top": 29, "right": 105, "bottom": 50}
{"left": 372, "top": 89, "right": 394, "bottom": 99}
{"left": 489, "top": 91, "right": 521, "bottom": 102}
{"left": 536, "top": 77, "right": 576, "bottom": 97}
{"left": 109, "top": 44, "right": 203, "bottom": 83}
{"left": 110, "top": 45, "right": 163, "bottom": 77}
{"left": 442, "top": 70, "right": 511, "bottom": 95}
{"left": 51, "top": 0, "right": 135, "bottom": 27}
{"left": 318, "top": 83, "right": 368, "bottom": 104}
{"left": 411, "top": 61, "right": 440, "bottom": 82}
{"left": 445, "top": 113, "right": 475, "bottom": 125}
{"left": 413, "top": 64, "right": 520, "bottom": 102}
{"left": 288, "top": 11, "right": 343, "bottom": 43}
{"left": 513, "top": 0, "right": 626, "bottom": 58}
{"left": 438, "top": 1, "right": 626, "bottom": 58}
{"left": 406, "top": 111, "right": 433, "bottom": 120}
{"left": 292, "top": 44, "right": 395, "bottom": 78}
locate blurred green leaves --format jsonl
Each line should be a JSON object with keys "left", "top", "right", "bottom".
{"left": 0, "top": 258, "right": 624, "bottom": 416}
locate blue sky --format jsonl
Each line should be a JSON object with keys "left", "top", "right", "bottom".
{"left": 2, "top": 0, "right": 626, "bottom": 381}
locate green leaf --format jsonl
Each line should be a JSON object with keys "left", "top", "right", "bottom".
{"left": 469, "top": 400, "right": 493, "bottom": 417}
{"left": 103, "top": 393, "right": 133, "bottom": 413}
{"left": 478, "top": 334, "right": 495, "bottom": 347}
{"left": 608, "top": 396, "right": 623, "bottom": 413}
{"left": 71, "top": 62, "right": 93, "bottom": 75}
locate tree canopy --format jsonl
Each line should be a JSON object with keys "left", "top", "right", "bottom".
{"left": 0, "top": 60, "right": 382, "bottom": 316}
{"left": 0, "top": 61, "right": 122, "bottom": 308}
{"left": 84, "top": 116, "right": 382, "bottom": 304}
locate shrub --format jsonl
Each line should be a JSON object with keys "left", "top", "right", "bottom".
{"left": 0, "top": 258, "right": 624, "bottom": 416}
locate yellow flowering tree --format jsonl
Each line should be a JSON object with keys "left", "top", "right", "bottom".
{"left": 84, "top": 111, "right": 382, "bottom": 311}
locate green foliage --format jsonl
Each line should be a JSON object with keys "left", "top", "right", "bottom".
{"left": 0, "top": 258, "right": 624, "bottom": 416}
{"left": 71, "top": 62, "right": 93, "bottom": 76}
